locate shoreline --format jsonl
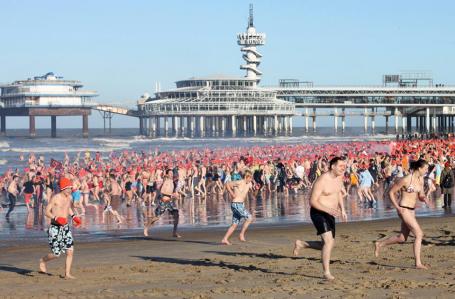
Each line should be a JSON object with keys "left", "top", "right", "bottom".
{"left": 1, "top": 215, "right": 455, "bottom": 298}
{"left": 1, "top": 211, "right": 452, "bottom": 246}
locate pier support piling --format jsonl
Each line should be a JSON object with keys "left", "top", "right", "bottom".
{"left": 82, "top": 114, "right": 89, "bottom": 138}
{"left": 394, "top": 108, "right": 399, "bottom": 134}
{"left": 289, "top": 116, "right": 293, "bottom": 134}
{"left": 305, "top": 108, "right": 309, "bottom": 133}
{"left": 402, "top": 116, "right": 407, "bottom": 134}
{"left": 232, "top": 115, "right": 237, "bottom": 136}
{"left": 51, "top": 116, "right": 57, "bottom": 138}
{"left": 334, "top": 108, "right": 338, "bottom": 132}
{"left": 385, "top": 116, "right": 389, "bottom": 134}
{"left": 341, "top": 108, "right": 346, "bottom": 132}
{"left": 164, "top": 117, "right": 169, "bottom": 136}
{"left": 29, "top": 116, "right": 36, "bottom": 137}
{"left": 1, "top": 115, "right": 6, "bottom": 136}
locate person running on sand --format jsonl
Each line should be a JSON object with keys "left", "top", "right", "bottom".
{"left": 102, "top": 189, "right": 123, "bottom": 224}
{"left": 293, "top": 157, "right": 348, "bottom": 280}
{"left": 144, "top": 169, "right": 181, "bottom": 238}
{"left": 39, "top": 177, "right": 81, "bottom": 279}
{"left": 374, "top": 159, "right": 430, "bottom": 269}
{"left": 221, "top": 170, "right": 254, "bottom": 245}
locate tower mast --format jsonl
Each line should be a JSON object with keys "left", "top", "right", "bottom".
{"left": 237, "top": 4, "right": 266, "bottom": 86}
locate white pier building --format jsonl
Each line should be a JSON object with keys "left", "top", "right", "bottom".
{"left": 139, "top": 5, "right": 294, "bottom": 137}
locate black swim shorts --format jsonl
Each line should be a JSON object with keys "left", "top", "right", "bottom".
{"left": 310, "top": 207, "right": 335, "bottom": 238}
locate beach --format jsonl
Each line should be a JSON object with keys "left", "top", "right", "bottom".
{"left": 1, "top": 215, "right": 455, "bottom": 298}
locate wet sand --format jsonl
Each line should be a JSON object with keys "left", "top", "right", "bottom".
{"left": 1, "top": 215, "right": 455, "bottom": 298}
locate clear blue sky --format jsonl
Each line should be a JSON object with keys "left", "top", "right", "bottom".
{"left": 1, "top": 0, "right": 454, "bottom": 128}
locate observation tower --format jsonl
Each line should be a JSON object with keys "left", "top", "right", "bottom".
{"left": 139, "top": 4, "right": 294, "bottom": 137}
{"left": 237, "top": 4, "right": 266, "bottom": 85}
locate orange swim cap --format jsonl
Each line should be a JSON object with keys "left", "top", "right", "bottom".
{"left": 59, "top": 177, "right": 72, "bottom": 191}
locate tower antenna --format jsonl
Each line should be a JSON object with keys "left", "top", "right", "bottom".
{"left": 249, "top": 3, "right": 254, "bottom": 27}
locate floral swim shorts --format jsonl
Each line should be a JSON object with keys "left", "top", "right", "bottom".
{"left": 48, "top": 223, "right": 74, "bottom": 256}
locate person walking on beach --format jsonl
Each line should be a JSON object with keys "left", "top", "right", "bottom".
{"left": 293, "top": 157, "right": 347, "bottom": 280}
{"left": 6, "top": 175, "right": 20, "bottom": 219}
{"left": 39, "top": 177, "right": 81, "bottom": 279}
{"left": 440, "top": 161, "right": 454, "bottom": 209}
{"left": 108, "top": 173, "right": 123, "bottom": 218}
{"left": 374, "top": 159, "right": 430, "bottom": 269}
{"left": 221, "top": 170, "right": 254, "bottom": 245}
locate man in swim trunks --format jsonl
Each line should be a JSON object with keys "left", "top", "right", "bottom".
{"left": 144, "top": 169, "right": 181, "bottom": 238}
{"left": 221, "top": 170, "right": 254, "bottom": 245}
{"left": 293, "top": 157, "right": 347, "bottom": 280}
{"left": 39, "top": 177, "right": 81, "bottom": 279}
{"left": 109, "top": 173, "right": 123, "bottom": 215}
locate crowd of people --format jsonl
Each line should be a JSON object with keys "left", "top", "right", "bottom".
{"left": 2, "top": 138, "right": 454, "bottom": 221}
{"left": 1, "top": 137, "right": 454, "bottom": 279}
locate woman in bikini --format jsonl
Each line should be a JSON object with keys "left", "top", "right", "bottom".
{"left": 374, "top": 159, "right": 430, "bottom": 269}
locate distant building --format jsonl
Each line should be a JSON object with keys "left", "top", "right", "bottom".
{"left": 139, "top": 5, "right": 294, "bottom": 137}
{"left": 0, "top": 72, "right": 97, "bottom": 108}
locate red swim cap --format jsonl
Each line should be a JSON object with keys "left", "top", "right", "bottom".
{"left": 59, "top": 177, "right": 72, "bottom": 191}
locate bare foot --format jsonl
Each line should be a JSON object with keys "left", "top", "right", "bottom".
{"left": 323, "top": 272, "right": 335, "bottom": 280}
{"left": 374, "top": 241, "right": 381, "bottom": 258}
{"left": 39, "top": 258, "right": 47, "bottom": 274}
{"left": 64, "top": 274, "right": 76, "bottom": 279}
{"left": 293, "top": 240, "right": 303, "bottom": 256}
{"left": 416, "top": 264, "right": 429, "bottom": 270}
{"left": 239, "top": 235, "right": 246, "bottom": 242}
{"left": 221, "top": 239, "right": 232, "bottom": 245}
{"left": 173, "top": 233, "right": 182, "bottom": 238}
{"left": 143, "top": 227, "right": 149, "bottom": 237}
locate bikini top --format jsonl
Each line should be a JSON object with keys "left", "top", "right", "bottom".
{"left": 402, "top": 172, "right": 419, "bottom": 194}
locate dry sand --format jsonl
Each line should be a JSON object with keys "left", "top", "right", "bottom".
{"left": 1, "top": 215, "right": 455, "bottom": 298}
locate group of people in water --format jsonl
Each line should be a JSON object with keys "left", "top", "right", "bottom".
{"left": 1, "top": 137, "right": 454, "bottom": 280}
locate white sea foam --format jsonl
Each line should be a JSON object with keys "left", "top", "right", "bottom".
{"left": 0, "top": 159, "right": 7, "bottom": 165}
{"left": 1, "top": 146, "right": 125, "bottom": 153}
{"left": 0, "top": 141, "right": 10, "bottom": 148}
{"left": 93, "top": 136, "right": 193, "bottom": 144}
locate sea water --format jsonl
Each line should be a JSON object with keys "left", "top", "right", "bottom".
{"left": 0, "top": 127, "right": 450, "bottom": 242}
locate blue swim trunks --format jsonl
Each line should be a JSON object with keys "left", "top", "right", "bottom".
{"left": 231, "top": 202, "right": 251, "bottom": 224}
{"left": 72, "top": 190, "right": 81, "bottom": 202}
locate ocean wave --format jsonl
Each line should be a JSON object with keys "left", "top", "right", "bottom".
{"left": 95, "top": 134, "right": 395, "bottom": 144}
{"left": 1, "top": 146, "right": 124, "bottom": 153}
{"left": 0, "top": 141, "right": 10, "bottom": 148}
{"left": 0, "top": 159, "right": 7, "bottom": 165}
{"left": 93, "top": 136, "right": 193, "bottom": 144}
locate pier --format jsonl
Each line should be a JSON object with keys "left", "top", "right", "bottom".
{"left": 1, "top": 7, "right": 454, "bottom": 138}
{"left": 0, "top": 107, "right": 91, "bottom": 138}
{"left": 0, "top": 72, "right": 97, "bottom": 138}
